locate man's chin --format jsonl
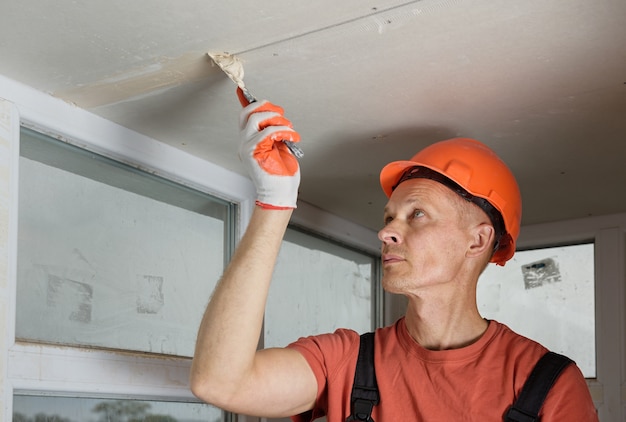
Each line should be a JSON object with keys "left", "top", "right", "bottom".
{"left": 381, "top": 277, "right": 407, "bottom": 295}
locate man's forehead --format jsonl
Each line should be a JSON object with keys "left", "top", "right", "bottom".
{"left": 383, "top": 179, "right": 457, "bottom": 212}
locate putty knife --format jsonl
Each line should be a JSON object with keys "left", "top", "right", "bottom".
{"left": 208, "top": 52, "right": 304, "bottom": 159}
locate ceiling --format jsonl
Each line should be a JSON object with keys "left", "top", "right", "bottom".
{"left": 2, "top": 0, "right": 625, "bottom": 233}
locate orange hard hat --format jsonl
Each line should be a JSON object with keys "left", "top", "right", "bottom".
{"left": 379, "top": 138, "right": 522, "bottom": 266}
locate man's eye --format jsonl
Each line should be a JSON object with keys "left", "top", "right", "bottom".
{"left": 413, "top": 209, "right": 425, "bottom": 218}
{"left": 383, "top": 216, "right": 393, "bottom": 225}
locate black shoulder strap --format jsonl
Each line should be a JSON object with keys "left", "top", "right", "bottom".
{"left": 346, "top": 332, "right": 379, "bottom": 422}
{"left": 346, "top": 336, "right": 572, "bottom": 422}
{"left": 504, "top": 351, "right": 574, "bottom": 422}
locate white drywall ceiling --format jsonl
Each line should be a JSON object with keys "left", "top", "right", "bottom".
{"left": 1, "top": 0, "right": 625, "bottom": 232}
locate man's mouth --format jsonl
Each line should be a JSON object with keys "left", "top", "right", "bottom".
{"left": 382, "top": 253, "right": 403, "bottom": 264}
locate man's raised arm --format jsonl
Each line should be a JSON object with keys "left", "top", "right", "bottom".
{"left": 190, "top": 93, "right": 317, "bottom": 417}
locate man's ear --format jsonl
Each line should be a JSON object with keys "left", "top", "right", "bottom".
{"left": 467, "top": 223, "right": 495, "bottom": 259}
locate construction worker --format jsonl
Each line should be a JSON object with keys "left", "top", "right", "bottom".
{"left": 190, "top": 93, "right": 598, "bottom": 421}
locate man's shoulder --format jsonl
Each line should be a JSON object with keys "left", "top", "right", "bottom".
{"left": 488, "top": 319, "right": 549, "bottom": 352}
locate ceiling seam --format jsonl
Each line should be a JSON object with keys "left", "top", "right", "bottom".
{"left": 235, "top": 0, "right": 438, "bottom": 55}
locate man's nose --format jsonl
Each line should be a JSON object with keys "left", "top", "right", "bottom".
{"left": 378, "top": 224, "right": 400, "bottom": 244}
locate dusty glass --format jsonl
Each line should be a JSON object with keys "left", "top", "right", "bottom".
{"left": 16, "top": 129, "right": 235, "bottom": 357}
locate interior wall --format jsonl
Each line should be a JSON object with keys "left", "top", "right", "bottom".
{"left": 0, "top": 97, "right": 18, "bottom": 420}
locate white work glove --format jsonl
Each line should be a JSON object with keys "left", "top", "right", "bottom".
{"left": 238, "top": 97, "right": 301, "bottom": 209}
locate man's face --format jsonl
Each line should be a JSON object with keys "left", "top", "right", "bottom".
{"left": 378, "top": 178, "right": 477, "bottom": 295}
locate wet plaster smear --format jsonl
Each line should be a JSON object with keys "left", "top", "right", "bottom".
{"left": 55, "top": 52, "right": 221, "bottom": 108}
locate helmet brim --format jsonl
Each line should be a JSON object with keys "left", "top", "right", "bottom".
{"left": 380, "top": 160, "right": 424, "bottom": 198}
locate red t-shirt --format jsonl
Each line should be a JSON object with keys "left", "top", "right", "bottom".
{"left": 288, "top": 318, "right": 597, "bottom": 421}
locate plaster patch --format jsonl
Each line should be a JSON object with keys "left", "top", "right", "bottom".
{"left": 46, "top": 274, "right": 93, "bottom": 323}
{"left": 362, "top": 0, "right": 462, "bottom": 34}
{"left": 521, "top": 257, "right": 562, "bottom": 289}
{"left": 136, "top": 274, "right": 164, "bottom": 314}
{"left": 55, "top": 52, "right": 218, "bottom": 108}
{"left": 207, "top": 51, "right": 246, "bottom": 88}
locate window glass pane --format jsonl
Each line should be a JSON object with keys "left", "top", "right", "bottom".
{"left": 265, "top": 227, "right": 376, "bottom": 348}
{"left": 13, "top": 395, "right": 221, "bottom": 421}
{"left": 16, "top": 128, "right": 234, "bottom": 357}
{"left": 477, "top": 243, "right": 595, "bottom": 377}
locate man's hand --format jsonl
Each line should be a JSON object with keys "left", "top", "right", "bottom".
{"left": 239, "top": 98, "right": 301, "bottom": 209}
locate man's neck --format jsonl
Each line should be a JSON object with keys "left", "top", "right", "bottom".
{"left": 403, "top": 292, "right": 488, "bottom": 351}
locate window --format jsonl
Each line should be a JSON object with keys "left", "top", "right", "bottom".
{"left": 477, "top": 243, "right": 596, "bottom": 377}
{"left": 12, "top": 127, "right": 234, "bottom": 419}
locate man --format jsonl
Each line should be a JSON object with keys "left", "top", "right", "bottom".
{"left": 190, "top": 92, "right": 598, "bottom": 421}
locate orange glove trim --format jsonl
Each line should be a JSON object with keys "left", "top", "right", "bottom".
{"left": 255, "top": 200, "right": 294, "bottom": 210}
